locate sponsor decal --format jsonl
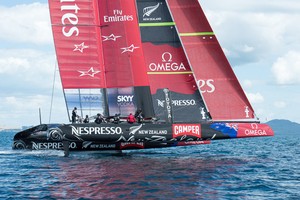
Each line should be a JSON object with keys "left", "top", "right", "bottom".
{"left": 120, "top": 142, "right": 144, "bottom": 149}
{"left": 142, "top": 3, "right": 161, "bottom": 21}
{"left": 245, "top": 106, "right": 250, "bottom": 118}
{"left": 197, "top": 79, "right": 215, "bottom": 93}
{"left": 103, "top": 9, "right": 134, "bottom": 23}
{"left": 138, "top": 129, "right": 168, "bottom": 135}
{"left": 117, "top": 95, "right": 134, "bottom": 103}
{"left": 129, "top": 124, "right": 143, "bottom": 135}
{"left": 121, "top": 44, "right": 139, "bottom": 53}
{"left": 200, "top": 107, "right": 206, "bottom": 119}
{"left": 32, "top": 142, "right": 77, "bottom": 150}
{"left": 157, "top": 99, "right": 196, "bottom": 107}
{"left": 71, "top": 125, "right": 123, "bottom": 136}
{"left": 60, "top": 0, "right": 81, "bottom": 37}
{"left": 243, "top": 123, "right": 267, "bottom": 136}
{"left": 157, "top": 99, "right": 164, "bottom": 107}
{"left": 173, "top": 124, "right": 201, "bottom": 138}
{"left": 78, "top": 67, "right": 101, "bottom": 77}
{"left": 178, "top": 141, "right": 210, "bottom": 146}
{"left": 82, "top": 95, "right": 102, "bottom": 102}
{"left": 117, "top": 95, "right": 134, "bottom": 106}
{"left": 73, "top": 42, "right": 89, "bottom": 53}
{"left": 163, "top": 89, "right": 172, "bottom": 122}
{"left": 89, "top": 143, "right": 116, "bottom": 149}
{"left": 102, "top": 34, "right": 122, "bottom": 42}
{"left": 149, "top": 52, "right": 187, "bottom": 72}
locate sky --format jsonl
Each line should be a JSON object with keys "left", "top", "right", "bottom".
{"left": 0, "top": 0, "right": 299, "bottom": 128}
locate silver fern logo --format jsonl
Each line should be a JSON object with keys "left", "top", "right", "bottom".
{"left": 143, "top": 3, "right": 160, "bottom": 17}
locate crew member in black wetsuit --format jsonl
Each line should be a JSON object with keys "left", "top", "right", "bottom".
{"left": 95, "top": 113, "right": 104, "bottom": 124}
{"left": 134, "top": 109, "right": 144, "bottom": 123}
{"left": 71, "top": 107, "right": 77, "bottom": 123}
{"left": 83, "top": 115, "right": 89, "bottom": 123}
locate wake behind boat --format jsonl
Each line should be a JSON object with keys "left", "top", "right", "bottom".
{"left": 12, "top": 0, "right": 274, "bottom": 153}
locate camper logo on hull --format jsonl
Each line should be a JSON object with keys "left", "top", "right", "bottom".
{"left": 142, "top": 3, "right": 161, "bottom": 21}
{"left": 173, "top": 124, "right": 201, "bottom": 138}
{"left": 149, "top": 52, "right": 187, "bottom": 72}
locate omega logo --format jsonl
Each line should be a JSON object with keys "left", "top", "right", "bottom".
{"left": 149, "top": 52, "right": 186, "bottom": 71}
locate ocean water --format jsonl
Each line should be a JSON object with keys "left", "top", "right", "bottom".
{"left": 0, "top": 131, "right": 299, "bottom": 199}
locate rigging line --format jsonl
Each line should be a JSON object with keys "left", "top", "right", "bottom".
{"left": 49, "top": 61, "right": 57, "bottom": 124}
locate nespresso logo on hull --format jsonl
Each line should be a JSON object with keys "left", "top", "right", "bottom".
{"left": 71, "top": 126, "right": 123, "bottom": 136}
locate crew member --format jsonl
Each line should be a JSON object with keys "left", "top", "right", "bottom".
{"left": 71, "top": 107, "right": 77, "bottom": 123}
{"left": 113, "top": 113, "right": 120, "bottom": 124}
{"left": 134, "top": 109, "right": 144, "bottom": 123}
{"left": 83, "top": 115, "right": 89, "bottom": 123}
{"left": 95, "top": 113, "right": 104, "bottom": 124}
{"left": 127, "top": 113, "right": 136, "bottom": 124}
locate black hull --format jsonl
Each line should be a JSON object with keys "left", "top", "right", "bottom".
{"left": 12, "top": 121, "right": 273, "bottom": 152}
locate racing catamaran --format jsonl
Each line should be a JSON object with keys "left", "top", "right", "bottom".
{"left": 13, "top": 0, "right": 273, "bottom": 153}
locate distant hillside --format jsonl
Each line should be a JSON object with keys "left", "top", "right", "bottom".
{"left": 267, "top": 119, "right": 300, "bottom": 135}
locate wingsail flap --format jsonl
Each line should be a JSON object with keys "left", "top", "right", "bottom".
{"left": 137, "top": 0, "right": 208, "bottom": 122}
{"left": 49, "top": 0, "right": 108, "bottom": 120}
{"left": 166, "top": 0, "right": 256, "bottom": 121}
{"left": 98, "top": 0, "right": 149, "bottom": 88}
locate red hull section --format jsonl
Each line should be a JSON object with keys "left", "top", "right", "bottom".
{"left": 236, "top": 123, "right": 274, "bottom": 138}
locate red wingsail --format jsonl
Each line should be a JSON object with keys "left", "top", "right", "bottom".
{"left": 97, "top": 0, "right": 150, "bottom": 88}
{"left": 166, "top": 0, "right": 256, "bottom": 121}
{"left": 49, "top": 0, "right": 106, "bottom": 89}
{"left": 49, "top": 0, "right": 153, "bottom": 119}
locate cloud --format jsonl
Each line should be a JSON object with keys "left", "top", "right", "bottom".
{"left": 246, "top": 92, "right": 265, "bottom": 104}
{"left": 201, "top": 0, "right": 300, "bottom": 67}
{"left": 272, "top": 51, "right": 300, "bottom": 85}
{"left": 0, "top": 3, "right": 52, "bottom": 45}
{"left": 0, "top": 49, "right": 57, "bottom": 93}
{"left": 242, "top": 80, "right": 253, "bottom": 88}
